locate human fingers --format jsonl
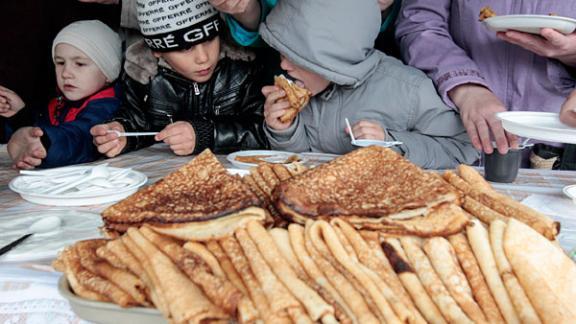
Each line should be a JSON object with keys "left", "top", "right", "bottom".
{"left": 462, "top": 115, "right": 482, "bottom": 152}
{"left": 30, "top": 127, "right": 43, "bottom": 138}
{"left": 540, "top": 28, "right": 567, "bottom": 47}
{"left": 352, "top": 125, "right": 385, "bottom": 140}
{"left": 95, "top": 139, "right": 123, "bottom": 157}
{"left": 498, "top": 31, "right": 548, "bottom": 56}
{"left": 261, "top": 85, "right": 281, "bottom": 96}
{"left": 170, "top": 143, "right": 194, "bottom": 156}
{"left": 475, "top": 118, "right": 495, "bottom": 154}
{"left": 15, "top": 160, "right": 35, "bottom": 170}
{"left": 486, "top": 115, "right": 510, "bottom": 154}
{"left": 506, "top": 132, "right": 519, "bottom": 150}
{"left": 155, "top": 121, "right": 191, "bottom": 141}
{"left": 22, "top": 155, "right": 43, "bottom": 167}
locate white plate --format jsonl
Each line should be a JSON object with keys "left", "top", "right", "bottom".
{"left": 353, "top": 139, "right": 403, "bottom": 148}
{"left": 484, "top": 15, "right": 576, "bottom": 35}
{"left": 227, "top": 150, "right": 306, "bottom": 169}
{"left": 58, "top": 276, "right": 166, "bottom": 324}
{"left": 563, "top": 184, "right": 576, "bottom": 203}
{"left": 497, "top": 112, "right": 576, "bottom": 144}
{"left": 9, "top": 167, "right": 148, "bottom": 206}
{"left": 227, "top": 168, "right": 250, "bottom": 177}
{"left": 0, "top": 210, "right": 103, "bottom": 263}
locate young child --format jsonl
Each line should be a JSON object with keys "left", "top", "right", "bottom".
{"left": 4, "top": 20, "right": 122, "bottom": 169}
{"left": 91, "top": 0, "right": 268, "bottom": 157}
{"left": 260, "top": 0, "right": 478, "bottom": 169}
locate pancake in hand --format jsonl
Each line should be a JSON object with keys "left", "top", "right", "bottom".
{"left": 274, "top": 75, "right": 311, "bottom": 124}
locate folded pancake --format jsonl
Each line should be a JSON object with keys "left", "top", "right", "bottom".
{"left": 490, "top": 220, "right": 541, "bottom": 324}
{"left": 423, "top": 237, "right": 488, "bottom": 323}
{"left": 381, "top": 238, "right": 447, "bottom": 324}
{"left": 220, "top": 236, "right": 271, "bottom": 322}
{"left": 400, "top": 236, "right": 473, "bottom": 324}
{"left": 467, "top": 219, "right": 520, "bottom": 324}
{"left": 246, "top": 221, "right": 335, "bottom": 322}
{"left": 275, "top": 147, "right": 460, "bottom": 230}
{"left": 274, "top": 75, "right": 311, "bottom": 124}
{"left": 303, "top": 222, "right": 379, "bottom": 324}
{"left": 126, "top": 228, "right": 228, "bottom": 323}
{"left": 288, "top": 224, "right": 355, "bottom": 323}
{"left": 504, "top": 219, "right": 576, "bottom": 323}
{"left": 448, "top": 233, "right": 505, "bottom": 324}
{"left": 102, "top": 149, "right": 265, "bottom": 240}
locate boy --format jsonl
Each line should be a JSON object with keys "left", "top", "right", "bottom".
{"left": 91, "top": 0, "right": 268, "bottom": 157}
{"left": 2, "top": 20, "right": 122, "bottom": 169}
{"left": 260, "top": 0, "right": 478, "bottom": 169}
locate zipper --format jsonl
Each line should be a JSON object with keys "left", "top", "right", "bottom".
{"left": 193, "top": 82, "right": 200, "bottom": 95}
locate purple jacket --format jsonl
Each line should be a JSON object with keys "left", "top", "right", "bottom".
{"left": 396, "top": 0, "right": 576, "bottom": 112}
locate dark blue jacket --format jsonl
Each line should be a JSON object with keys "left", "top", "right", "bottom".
{"left": 37, "top": 85, "right": 120, "bottom": 168}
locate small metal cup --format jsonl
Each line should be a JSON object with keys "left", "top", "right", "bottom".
{"left": 483, "top": 149, "right": 522, "bottom": 183}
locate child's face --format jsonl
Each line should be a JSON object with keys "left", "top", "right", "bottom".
{"left": 280, "top": 55, "right": 330, "bottom": 96}
{"left": 156, "top": 37, "right": 221, "bottom": 84}
{"left": 54, "top": 43, "right": 108, "bottom": 101}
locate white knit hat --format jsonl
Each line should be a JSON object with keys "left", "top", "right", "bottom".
{"left": 52, "top": 20, "right": 122, "bottom": 82}
{"left": 137, "top": 0, "right": 222, "bottom": 52}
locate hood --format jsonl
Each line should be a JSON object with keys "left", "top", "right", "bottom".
{"left": 259, "top": 0, "right": 381, "bottom": 87}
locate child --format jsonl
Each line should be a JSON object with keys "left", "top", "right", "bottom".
{"left": 91, "top": 0, "right": 268, "bottom": 157}
{"left": 4, "top": 20, "right": 122, "bottom": 169}
{"left": 260, "top": 0, "right": 478, "bottom": 169}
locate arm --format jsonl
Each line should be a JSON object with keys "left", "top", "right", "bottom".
{"left": 387, "top": 78, "right": 479, "bottom": 169}
{"left": 39, "top": 98, "right": 120, "bottom": 168}
{"left": 261, "top": 85, "right": 311, "bottom": 152}
{"left": 497, "top": 28, "right": 576, "bottom": 68}
{"left": 225, "top": 0, "right": 273, "bottom": 46}
{"left": 395, "top": 0, "right": 491, "bottom": 107}
{"left": 561, "top": 89, "right": 576, "bottom": 127}
{"left": 112, "top": 74, "right": 156, "bottom": 152}
{"left": 209, "top": 63, "right": 270, "bottom": 153}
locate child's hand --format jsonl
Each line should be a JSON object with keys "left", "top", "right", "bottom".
{"left": 0, "top": 85, "right": 25, "bottom": 118}
{"left": 262, "top": 85, "right": 293, "bottom": 131}
{"left": 345, "top": 120, "right": 387, "bottom": 140}
{"left": 7, "top": 127, "right": 47, "bottom": 169}
{"left": 90, "top": 122, "right": 127, "bottom": 158}
{"left": 155, "top": 121, "right": 196, "bottom": 156}
{"left": 561, "top": 89, "right": 576, "bottom": 127}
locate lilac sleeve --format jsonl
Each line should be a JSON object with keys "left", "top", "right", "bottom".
{"left": 395, "top": 0, "right": 491, "bottom": 108}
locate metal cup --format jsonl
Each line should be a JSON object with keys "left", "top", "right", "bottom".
{"left": 483, "top": 149, "right": 522, "bottom": 183}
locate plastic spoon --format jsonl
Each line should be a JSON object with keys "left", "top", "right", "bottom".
{"left": 0, "top": 216, "right": 62, "bottom": 257}
{"left": 345, "top": 118, "right": 357, "bottom": 144}
{"left": 42, "top": 164, "right": 110, "bottom": 195}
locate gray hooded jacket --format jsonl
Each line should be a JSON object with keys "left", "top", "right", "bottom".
{"left": 259, "top": 0, "right": 478, "bottom": 169}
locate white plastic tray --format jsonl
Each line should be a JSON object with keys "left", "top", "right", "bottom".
{"left": 484, "top": 15, "right": 576, "bottom": 35}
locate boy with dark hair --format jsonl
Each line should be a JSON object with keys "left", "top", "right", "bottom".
{"left": 91, "top": 0, "right": 268, "bottom": 157}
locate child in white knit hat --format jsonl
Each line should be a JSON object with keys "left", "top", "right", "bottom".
{"left": 90, "top": 0, "right": 268, "bottom": 157}
{"left": 2, "top": 20, "right": 122, "bottom": 169}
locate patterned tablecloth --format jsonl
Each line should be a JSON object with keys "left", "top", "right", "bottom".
{"left": 0, "top": 143, "right": 575, "bottom": 323}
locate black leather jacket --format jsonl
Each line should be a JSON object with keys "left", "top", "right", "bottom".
{"left": 114, "top": 57, "right": 269, "bottom": 154}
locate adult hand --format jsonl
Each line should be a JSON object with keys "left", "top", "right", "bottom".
{"left": 7, "top": 127, "right": 47, "bottom": 169}
{"left": 345, "top": 120, "right": 387, "bottom": 140}
{"left": 90, "top": 122, "right": 127, "bottom": 158}
{"left": 560, "top": 89, "right": 576, "bottom": 127}
{"left": 378, "top": 0, "right": 394, "bottom": 11}
{"left": 262, "top": 85, "right": 293, "bottom": 131}
{"left": 210, "top": 0, "right": 260, "bottom": 30}
{"left": 0, "top": 85, "right": 25, "bottom": 118}
{"left": 497, "top": 28, "right": 576, "bottom": 67}
{"left": 76, "top": 0, "right": 119, "bottom": 4}
{"left": 449, "top": 84, "right": 518, "bottom": 154}
{"left": 155, "top": 121, "right": 196, "bottom": 156}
